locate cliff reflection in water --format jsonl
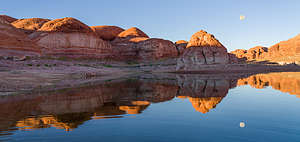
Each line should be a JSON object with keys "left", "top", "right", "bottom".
{"left": 1, "top": 72, "right": 300, "bottom": 133}
{"left": 238, "top": 72, "right": 300, "bottom": 98}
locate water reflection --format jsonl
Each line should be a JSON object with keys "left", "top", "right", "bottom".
{"left": 0, "top": 72, "right": 300, "bottom": 134}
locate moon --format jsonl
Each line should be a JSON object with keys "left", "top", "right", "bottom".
{"left": 240, "top": 15, "right": 246, "bottom": 20}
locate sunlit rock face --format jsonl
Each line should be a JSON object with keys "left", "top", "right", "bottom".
{"left": 176, "top": 30, "right": 229, "bottom": 71}
{"left": 231, "top": 34, "right": 300, "bottom": 64}
{"left": 28, "top": 17, "right": 114, "bottom": 59}
{"left": 116, "top": 27, "right": 149, "bottom": 40}
{"left": 90, "top": 25, "right": 124, "bottom": 41}
{"left": 231, "top": 46, "right": 268, "bottom": 61}
{"left": 12, "top": 18, "right": 50, "bottom": 34}
{"left": 267, "top": 34, "right": 300, "bottom": 64}
{"left": 237, "top": 72, "right": 300, "bottom": 97}
{"left": 189, "top": 97, "right": 224, "bottom": 113}
{"left": 0, "top": 18, "right": 41, "bottom": 58}
{"left": 0, "top": 15, "right": 17, "bottom": 23}
{"left": 111, "top": 27, "right": 178, "bottom": 61}
{"left": 175, "top": 40, "right": 188, "bottom": 54}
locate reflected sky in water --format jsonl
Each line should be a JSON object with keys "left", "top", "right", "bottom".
{"left": 1, "top": 72, "right": 300, "bottom": 142}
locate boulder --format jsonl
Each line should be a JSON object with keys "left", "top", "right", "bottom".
{"left": 0, "top": 15, "right": 17, "bottom": 23}
{"left": 176, "top": 30, "right": 229, "bottom": 71}
{"left": 90, "top": 25, "right": 124, "bottom": 41}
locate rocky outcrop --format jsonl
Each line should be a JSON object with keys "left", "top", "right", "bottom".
{"left": 12, "top": 18, "right": 50, "bottom": 34}
{"left": 176, "top": 30, "right": 229, "bottom": 71}
{"left": 91, "top": 25, "right": 124, "bottom": 41}
{"left": 175, "top": 40, "right": 188, "bottom": 54}
{"left": 117, "top": 27, "right": 149, "bottom": 39}
{"left": 231, "top": 46, "right": 268, "bottom": 60}
{"left": 110, "top": 27, "right": 178, "bottom": 60}
{"left": 136, "top": 38, "right": 178, "bottom": 60}
{"left": 0, "top": 15, "right": 17, "bottom": 23}
{"left": 231, "top": 34, "right": 300, "bottom": 64}
{"left": 267, "top": 34, "right": 300, "bottom": 63}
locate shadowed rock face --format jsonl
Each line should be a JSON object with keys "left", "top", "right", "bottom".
{"left": 175, "top": 40, "right": 188, "bottom": 54}
{"left": 237, "top": 72, "right": 300, "bottom": 97}
{"left": 0, "top": 15, "right": 17, "bottom": 23}
{"left": 0, "top": 18, "right": 41, "bottom": 58}
{"left": 176, "top": 30, "right": 229, "bottom": 71}
{"left": 90, "top": 25, "right": 124, "bottom": 41}
{"left": 0, "top": 75, "right": 235, "bottom": 132}
{"left": 12, "top": 18, "right": 50, "bottom": 34}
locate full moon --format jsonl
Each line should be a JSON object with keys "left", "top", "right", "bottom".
{"left": 240, "top": 15, "right": 246, "bottom": 20}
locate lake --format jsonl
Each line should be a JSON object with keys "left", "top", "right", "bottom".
{"left": 1, "top": 72, "right": 300, "bottom": 142}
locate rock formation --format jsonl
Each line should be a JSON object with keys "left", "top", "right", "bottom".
{"left": 175, "top": 40, "right": 188, "bottom": 54}
{"left": 12, "top": 18, "right": 50, "bottom": 34}
{"left": 110, "top": 27, "right": 178, "bottom": 60}
{"left": 231, "top": 34, "right": 300, "bottom": 64}
{"left": 0, "top": 18, "right": 41, "bottom": 58}
{"left": 231, "top": 46, "right": 268, "bottom": 60}
{"left": 29, "top": 17, "right": 114, "bottom": 59}
{"left": 0, "top": 15, "right": 17, "bottom": 23}
{"left": 176, "top": 30, "right": 229, "bottom": 71}
{"left": 91, "top": 25, "right": 124, "bottom": 41}
{"left": 117, "top": 27, "right": 149, "bottom": 39}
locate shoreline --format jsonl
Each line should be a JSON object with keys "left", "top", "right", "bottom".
{"left": 1, "top": 57, "right": 300, "bottom": 95}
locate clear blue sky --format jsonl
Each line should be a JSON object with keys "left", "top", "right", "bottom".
{"left": 1, "top": 0, "right": 300, "bottom": 51}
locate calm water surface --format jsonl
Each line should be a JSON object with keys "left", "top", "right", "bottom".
{"left": 1, "top": 72, "right": 300, "bottom": 142}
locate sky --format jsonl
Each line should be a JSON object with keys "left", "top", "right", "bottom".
{"left": 1, "top": 0, "right": 300, "bottom": 51}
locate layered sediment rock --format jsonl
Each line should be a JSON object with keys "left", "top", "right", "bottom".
{"left": 0, "top": 18, "right": 41, "bottom": 58}
{"left": 12, "top": 18, "right": 50, "bottom": 34}
{"left": 29, "top": 17, "right": 114, "bottom": 59}
{"left": 176, "top": 30, "right": 229, "bottom": 71}
{"left": 111, "top": 27, "right": 178, "bottom": 60}
{"left": 91, "top": 25, "right": 124, "bottom": 41}
{"left": 175, "top": 40, "right": 188, "bottom": 54}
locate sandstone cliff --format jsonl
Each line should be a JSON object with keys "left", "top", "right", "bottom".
{"left": 0, "top": 18, "right": 41, "bottom": 58}
{"left": 29, "top": 17, "right": 114, "bottom": 59}
{"left": 176, "top": 30, "right": 229, "bottom": 71}
{"left": 231, "top": 34, "right": 300, "bottom": 64}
